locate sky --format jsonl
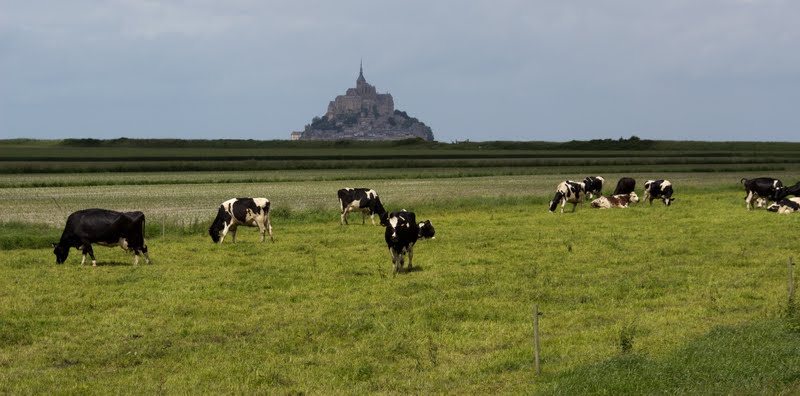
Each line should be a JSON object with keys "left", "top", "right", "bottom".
{"left": 1, "top": 0, "right": 799, "bottom": 142}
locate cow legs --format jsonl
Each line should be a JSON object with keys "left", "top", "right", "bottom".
{"left": 219, "top": 222, "right": 231, "bottom": 243}
{"left": 361, "top": 211, "right": 366, "bottom": 225}
{"left": 141, "top": 244, "right": 151, "bottom": 264}
{"left": 229, "top": 225, "right": 238, "bottom": 244}
{"left": 341, "top": 209, "right": 349, "bottom": 225}
{"left": 745, "top": 191, "right": 754, "bottom": 210}
{"left": 81, "top": 251, "right": 87, "bottom": 266}
{"left": 407, "top": 244, "right": 414, "bottom": 271}
{"left": 256, "top": 216, "right": 274, "bottom": 243}
{"left": 83, "top": 245, "right": 97, "bottom": 266}
{"left": 389, "top": 247, "right": 399, "bottom": 273}
{"left": 369, "top": 213, "right": 376, "bottom": 226}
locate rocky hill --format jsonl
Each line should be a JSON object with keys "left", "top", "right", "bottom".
{"left": 297, "top": 65, "right": 434, "bottom": 141}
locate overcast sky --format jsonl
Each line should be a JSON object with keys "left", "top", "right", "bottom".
{"left": 1, "top": 0, "right": 799, "bottom": 142}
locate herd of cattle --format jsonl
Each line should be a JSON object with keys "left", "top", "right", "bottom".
{"left": 50, "top": 176, "right": 799, "bottom": 269}
{"left": 50, "top": 188, "right": 435, "bottom": 273}
{"left": 548, "top": 176, "right": 675, "bottom": 213}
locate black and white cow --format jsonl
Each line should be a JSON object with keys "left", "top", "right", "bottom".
{"left": 52, "top": 208, "right": 150, "bottom": 266}
{"left": 767, "top": 197, "right": 800, "bottom": 214}
{"left": 418, "top": 220, "right": 436, "bottom": 240}
{"left": 338, "top": 188, "right": 387, "bottom": 225}
{"left": 774, "top": 181, "right": 800, "bottom": 201}
{"left": 590, "top": 193, "right": 639, "bottom": 209}
{"left": 583, "top": 176, "right": 605, "bottom": 199}
{"left": 643, "top": 180, "right": 675, "bottom": 206}
{"left": 209, "top": 198, "right": 274, "bottom": 244}
{"left": 741, "top": 177, "right": 783, "bottom": 210}
{"left": 548, "top": 181, "right": 586, "bottom": 213}
{"left": 384, "top": 210, "right": 420, "bottom": 273}
{"left": 612, "top": 177, "right": 636, "bottom": 195}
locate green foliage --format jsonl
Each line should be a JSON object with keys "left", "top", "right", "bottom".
{"left": 2, "top": 194, "right": 800, "bottom": 393}
{"left": 2, "top": 142, "right": 800, "bottom": 393}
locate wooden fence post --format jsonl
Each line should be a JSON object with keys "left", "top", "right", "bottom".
{"left": 534, "top": 304, "right": 541, "bottom": 375}
{"left": 790, "top": 256, "right": 795, "bottom": 304}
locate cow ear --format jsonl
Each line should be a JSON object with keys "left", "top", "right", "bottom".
{"left": 51, "top": 242, "right": 58, "bottom": 248}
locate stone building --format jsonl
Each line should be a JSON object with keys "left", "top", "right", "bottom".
{"left": 297, "top": 64, "right": 434, "bottom": 141}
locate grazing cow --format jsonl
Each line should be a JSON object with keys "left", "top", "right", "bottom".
{"left": 209, "top": 198, "right": 273, "bottom": 244}
{"left": 384, "top": 210, "right": 420, "bottom": 273}
{"left": 418, "top": 220, "right": 436, "bottom": 240}
{"left": 583, "top": 176, "right": 605, "bottom": 199}
{"left": 741, "top": 177, "right": 783, "bottom": 210}
{"left": 52, "top": 208, "right": 150, "bottom": 266}
{"left": 767, "top": 197, "right": 800, "bottom": 214}
{"left": 774, "top": 181, "right": 800, "bottom": 201}
{"left": 548, "top": 181, "right": 586, "bottom": 213}
{"left": 338, "top": 188, "right": 387, "bottom": 225}
{"left": 612, "top": 177, "right": 636, "bottom": 195}
{"left": 590, "top": 193, "right": 639, "bottom": 209}
{"left": 643, "top": 180, "right": 675, "bottom": 206}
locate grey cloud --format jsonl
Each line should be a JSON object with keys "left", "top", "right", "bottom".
{"left": 1, "top": 0, "right": 799, "bottom": 141}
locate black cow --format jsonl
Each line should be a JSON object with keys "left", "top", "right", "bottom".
{"left": 612, "top": 177, "right": 636, "bottom": 195}
{"left": 338, "top": 188, "right": 387, "bottom": 225}
{"left": 774, "top": 181, "right": 800, "bottom": 201}
{"left": 741, "top": 177, "right": 783, "bottom": 210}
{"left": 384, "top": 210, "right": 420, "bottom": 273}
{"left": 643, "top": 179, "right": 675, "bottom": 206}
{"left": 583, "top": 176, "right": 605, "bottom": 199}
{"left": 52, "top": 208, "right": 150, "bottom": 266}
{"left": 767, "top": 198, "right": 800, "bottom": 214}
{"left": 209, "top": 198, "right": 274, "bottom": 243}
{"left": 548, "top": 181, "right": 586, "bottom": 213}
{"left": 418, "top": 220, "right": 436, "bottom": 240}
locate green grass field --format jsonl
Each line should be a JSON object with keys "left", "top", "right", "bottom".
{"left": 1, "top": 140, "right": 800, "bottom": 394}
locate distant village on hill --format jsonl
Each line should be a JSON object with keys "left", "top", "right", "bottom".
{"left": 292, "top": 63, "right": 434, "bottom": 141}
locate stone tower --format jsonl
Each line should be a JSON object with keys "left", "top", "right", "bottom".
{"left": 299, "top": 63, "right": 434, "bottom": 141}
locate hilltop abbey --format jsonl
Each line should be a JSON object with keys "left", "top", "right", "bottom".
{"left": 294, "top": 64, "right": 434, "bottom": 141}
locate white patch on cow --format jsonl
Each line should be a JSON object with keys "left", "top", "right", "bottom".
{"left": 389, "top": 217, "right": 399, "bottom": 240}
{"left": 661, "top": 180, "right": 672, "bottom": 189}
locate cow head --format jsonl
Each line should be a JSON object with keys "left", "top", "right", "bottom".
{"left": 767, "top": 203, "right": 780, "bottom": 212}
{"left": 548, "top": 192, "right": 564, "bottom": 212}
{"left": 384, "top": 211, "right": 416, "bottom": 243}
{"left": 371, "top": 195, "right": 387, "bottom": 218}
{"left": 629, "top": 192, "right": 640, "bottom": 203}
{"left": 418, "top": 220, "right": 435, "bottom": 239}
{"left": 663, "top": 197, "right": 675, "bottom": 206}
{"left": 208, "top": 226, "right": 222, "bottom": 243}
{"left": 51, "top": 242, "right": 69, "bottom": 264}
{"left": 208, "top": 206, "right": 230, "bottom": 243}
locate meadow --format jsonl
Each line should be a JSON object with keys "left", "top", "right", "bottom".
{"left": 1, "top": 139, "right": 800, "bottom": 394}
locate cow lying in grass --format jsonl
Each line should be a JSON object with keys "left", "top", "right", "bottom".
{"left": 590, "top": 193, "right": 639, "bottom": 209}
{"left": 418, "top": 220, "right": 435, "bottom": 240}
{"left": 767, "top": 197, "right": 800, "bottom": 214}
